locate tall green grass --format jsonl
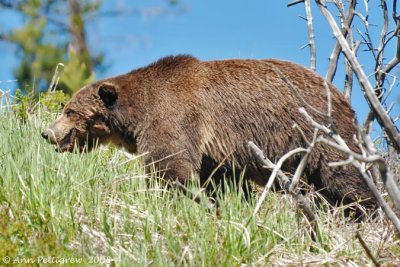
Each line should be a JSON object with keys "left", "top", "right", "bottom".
{"left": 0, "top": 105, "right": 398, "bottom": 266}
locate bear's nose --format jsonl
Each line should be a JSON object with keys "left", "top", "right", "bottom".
{"left": 41, "top": 129, "right": 49, "bottom": 140}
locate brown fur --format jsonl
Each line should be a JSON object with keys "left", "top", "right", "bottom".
{"left": 42, "top": 55, "right": 376, "bottom": 212}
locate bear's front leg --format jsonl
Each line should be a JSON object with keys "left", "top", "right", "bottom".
{"left": 143, "top": 146, "right": 198, "bottom": 184}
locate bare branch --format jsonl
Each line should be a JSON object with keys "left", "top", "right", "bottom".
{"left": 252, "top": 146, "right": 308, "bottom": 217}
{"left": 315, "top": 0, "right": 400, "bottom": 152}
{"left": 328, "top": 156, "right": 354, "bottom": 167}
{"left": 304, "top": 0, "right": 316, "bottom": 71}
{"left": 363, "top": 112, "right": 375, "bottom": 134}
{"left": 248, "top": 141, "right": 318, "bottom": 233}
{"left": 326, "top": 0, "right": 356, "bottom": 82}
{"left": 303, "top": 106, "right": 400, "bottom": 213}
{"left": 381, "top": 48, "right": 400, "bottom": 76}
{"left": 393, "top": 0, "right": 398, "bottom": 23}
{"left": 353, "top": 162, "right": 400, "bottom": 234}
{"left": 359, "top": 126, "right": 378, "bottom": 154}
{"left": 299, "top": 106, "right": 400, "bottom": 233}
{"left": 377, "top": 0, "right": 389, "bottom": 65}
{"left": 299, "top": 107, "right": 347, "bottom": 146}
{"left": 316, "top": 136, "right": 381, "bottom": 163}
{"left": 374, "top": 0, "right": 390, "bottom": 101}
{"left": 344, "top": 41, "right": 361, "bottom": 100}
{"left": 323, "top": 80, "right": 332, "bottom": 120}
{"left": 376, "top": 155, "right": 400, "bottom": 213}
{"left": 363, "top": 1, "right": 400, "bottom": 137}
{"left": 289, "top": 129, "right": 318, "bottom": 191}
{"left": 381, "top": 73, "right": 398, "bottom": 105}
{"left": 377, "top": 22, "right": 400, "bottom": 79}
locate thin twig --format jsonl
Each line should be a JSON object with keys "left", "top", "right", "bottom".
{"left": 47, "top": 63, "right": 65, "bottom": 92}
{"left": 248, "top": 141, "right": 318, "bottom": 236}
{"left": 287, "top": 0, "right": 305, "bottom": 7}
{"left": 356, "top": 230, "right": 381, "bottom": 267}
{"left": 272, "top": 65, "right": 329, "bottom": 118}
{"left": 173, "top": 180, "right": 215, "bottom": 211}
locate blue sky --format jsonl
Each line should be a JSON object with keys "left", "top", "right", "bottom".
{"left": 0, "top": 0, "right": 398, "bottom": 125}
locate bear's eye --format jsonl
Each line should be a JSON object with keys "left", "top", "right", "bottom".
{"left": 65, "top": 110, "right": 75, "bottom": 118}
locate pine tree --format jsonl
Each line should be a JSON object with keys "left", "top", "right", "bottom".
{"left": 0, "top": 0, "right": 103, "bottom": 95}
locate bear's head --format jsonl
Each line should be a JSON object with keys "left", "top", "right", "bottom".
{"left": 41, "top": 82, "right": 118, "bottom": 152}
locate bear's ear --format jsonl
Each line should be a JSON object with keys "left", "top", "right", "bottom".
{"left": 98, "top": 83, "right": 118, "bottom": 108}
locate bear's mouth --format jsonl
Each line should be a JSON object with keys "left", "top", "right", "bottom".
{"left": 56, "top": 128, "right": 77, "bottom": 153}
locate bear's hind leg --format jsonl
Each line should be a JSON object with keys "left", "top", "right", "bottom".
{"left": 308, "top": 158, "right": 377, "bottom": 217}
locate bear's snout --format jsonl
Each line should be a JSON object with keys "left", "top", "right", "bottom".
{"left": 41, "top": 128, "right": 57, "bottom": 144}
{"left": 41, "top": 130, "right": 48, "bottom": 139}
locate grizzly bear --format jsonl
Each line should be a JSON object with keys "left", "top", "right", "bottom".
{"left": 42, "top": 55, "right": 376, "bottom": 212}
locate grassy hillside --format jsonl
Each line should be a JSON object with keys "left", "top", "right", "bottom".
{"left": 0, "top": 102, "right": 399, "bottom": 266}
